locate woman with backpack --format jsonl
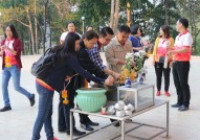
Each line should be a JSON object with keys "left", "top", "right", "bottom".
{"left": 32, "top": 32, "right": 114, "bottom": 140}
{"left": 0, "top": 24, "right": 35, "bottom": 112}
{"left": 152, "top": 25, "right": 174, "bottom": 97}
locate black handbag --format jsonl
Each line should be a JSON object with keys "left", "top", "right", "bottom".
{"left": 159, "top": 56, "right": 165, "bottom": 64}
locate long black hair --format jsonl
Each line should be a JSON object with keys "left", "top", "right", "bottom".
{"left": 5, "top": 24, "right": 19, "bottom": 39}
{"left": 160, "top": 25, "right": 171, "bottom": 38}
{"left": 52, "top": 32, "right": 80, "bottom": 60}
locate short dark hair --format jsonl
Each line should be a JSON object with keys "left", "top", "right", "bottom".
{"left": 119, "top": 25, "right": 131, "bottom": 34}
{"left": 131, "top": 24, "right": 140, "bottom": 35}
{"left": 178, "top": 18, "right": 189, "bottom": 28}
{"left": 160, "top": 25, "right": 171, "bottom": 38}
{"left": 5, "top": 24, "right": 19, "bottom": 39}
{"left": 67, "top": 22, "right": 75, "bottom": 28}
{"left": 99, "top": 27, "right": 114, "bottom": 37}
{"left": 83, "top": 30, "right": 99, "bottom": 40}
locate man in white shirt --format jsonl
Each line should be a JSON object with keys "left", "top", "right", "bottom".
{"left": 168, "top": 18, "right": 193, "bottom": 111}
{"left": 60, "top": 22, "right": 81, "bottom": 44}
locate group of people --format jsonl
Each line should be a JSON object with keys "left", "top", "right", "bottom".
{"left": 152, "top": 18, "right": 192, "bottom": 112}
{"left": 0, "top": 17, "right": 192, "bottom": 140}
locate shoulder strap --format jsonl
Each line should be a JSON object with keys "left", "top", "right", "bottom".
{"left": 153, "top": 37, "right": 160, "bottom": 55}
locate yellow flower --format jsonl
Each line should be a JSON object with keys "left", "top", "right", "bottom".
{"left": 130, "top": 69, "right": 137, "bottom": 81}
{"left": 61, "top": 90, "right": 68, "bottom": 98}
{"left": 119, "top": 68, "right": 131, "bottom": 83}
{"left": 63, "top": 99, "right": 69, "bottom": 105}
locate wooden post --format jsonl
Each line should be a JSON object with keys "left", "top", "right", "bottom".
{"left": 126, "top": 2, "right": 131, "bottom": 27}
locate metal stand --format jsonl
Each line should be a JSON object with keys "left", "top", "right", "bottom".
{"left": 121, "top": 120, "right": 125, "bottom": 140}
{"left": 70, "top": 99, "right": 170, "bottom": 140}
{"left": 70, "top": 111, "right": 73, "bottom": 140}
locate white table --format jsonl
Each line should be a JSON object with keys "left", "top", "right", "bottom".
{"left": 70, "top": 99, "right": 170, "bottom": 140}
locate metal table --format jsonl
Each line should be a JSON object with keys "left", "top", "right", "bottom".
{"left": 70, "top": 99, "right": 170, "bottom": 140}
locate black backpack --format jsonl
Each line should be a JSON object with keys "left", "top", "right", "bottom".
{"left": 31, "top": 48, "right": 57, "bottom": 79}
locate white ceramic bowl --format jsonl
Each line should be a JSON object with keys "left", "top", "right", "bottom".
{"left": 118, "top": 101, "right": 125, "bottom": 107}
{"left": 116, "top": 110, "right": 125, "bottom": 117}
{"left": 114, "top": 103, "right": 124, "bottom": 111}
{"left": 127, "top": 104, "right": 135, "bottom": 112}
{"left": 125, "top": 111, "right": 132, "bottom": 116}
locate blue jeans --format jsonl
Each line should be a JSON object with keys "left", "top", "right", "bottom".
{"left": 32, "top": 82, "right": 54, "bottom": 140}
{"left": 2, "top": 65, "right": 33, "bottom": 107}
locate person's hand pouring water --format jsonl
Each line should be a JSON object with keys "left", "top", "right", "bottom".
{"left": 105, "top": 75, "right": 114, "bottom": 86}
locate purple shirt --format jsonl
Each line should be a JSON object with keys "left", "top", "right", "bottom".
{"left": 129, "top": 35, "right": 143, "bottom": 52}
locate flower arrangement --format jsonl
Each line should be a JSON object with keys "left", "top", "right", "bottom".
{"left": 120, "top": 53, "right": 135, "bottom": 84}
{"left": 125, "top": 53, "right": 134, "bottom": 72}
{"left": 119, "top": 51, "right": 147, "bottom": 84}
{"left": 134, "top": 50, "right": 146, "bottom": 72}
{"left": 120, "top": 53, "right": 136, "bottom": 84}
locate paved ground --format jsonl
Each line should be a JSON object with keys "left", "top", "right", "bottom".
{"left": 0, "top": 54, "right": 200, "bottom": 140}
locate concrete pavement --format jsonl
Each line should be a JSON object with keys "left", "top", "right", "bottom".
{"left": 0, "top": 54, "right": 199, "bottom": 140}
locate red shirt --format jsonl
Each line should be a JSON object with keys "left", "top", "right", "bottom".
{"left": 1, "top": 38, "right": 23, "bottom": 69}
{"left": 174, "top": 30, "right": 193, "bottom": 61}
{"left": 4, "top": 39, "right": 18, "bottom": 67}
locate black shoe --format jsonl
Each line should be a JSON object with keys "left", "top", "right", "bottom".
{"left": 171, "top": 103, "right": 181, "bottom": 108}
{"left": 178, "top": 105, "right": 189, "bottom": 112}
{"left": 67, "top": 128, "right": 86, "bottom": 136}
{"left": 113, "top": 121, "right": 120, "bottom": 127}
{"left": 0, "top": 106, "right": 12, "bottom": 112}
{"left": 58, "top": 128, "right": 66, "bottom": 133}
{"left": 87, "top": 120, "right": 99, "bottom": 126}
{"left": 81, "top": 123, "right": 94, "bottom": 131}
{"left": 29, "top": 94, "right": 35, "bottom": 106}
{"left": 110, "top": 119, "right": 120, "bottom": 127}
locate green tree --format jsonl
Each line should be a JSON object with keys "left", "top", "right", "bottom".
{"left": 0, "top": 0, "right": 42, "bottom": 54}
{"left": 120, "top": 0, "right": 180, "bottom": 41}
{"left": 75, "top": 0, "right": 111, "bottom": 32}
{"left": 177, "top": 0, "right": 200, "bottom": 54}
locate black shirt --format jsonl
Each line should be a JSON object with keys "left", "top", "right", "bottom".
{"left": 72, "top": 41, "right": 108, "bottom": 90}
{"left": 41, "top": 53, "right": 104, "bottom": 93}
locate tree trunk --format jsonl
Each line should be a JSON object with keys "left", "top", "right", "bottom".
{"left": 188, "top": 0, "right": 196, "bottom": 52}
{"left": 43, "top": 0, "right": 49, "bottom": 54}
{"left": 26, "top": 8, "right": 35, "bottom": 54}
{"left": 64, "top": 0, "right": 70, "bottom": 16}
{"left": 110, "top": 0, "right": 115, "bottom": 28}
{"left": 34, "top": 0, "right": 39, "bottom": 54}
{"left": 164, "top": 0, "right": 169, "bottom": 25}
{"left": 113, "top": 0, "right": 119, "bottom": 33}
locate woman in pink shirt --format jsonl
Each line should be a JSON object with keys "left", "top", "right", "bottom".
{"left": 0, "top": 24, "right": 35, "bottom": 112}
{"left": 153, "top": 25, "right": 174, "bottom": 97}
